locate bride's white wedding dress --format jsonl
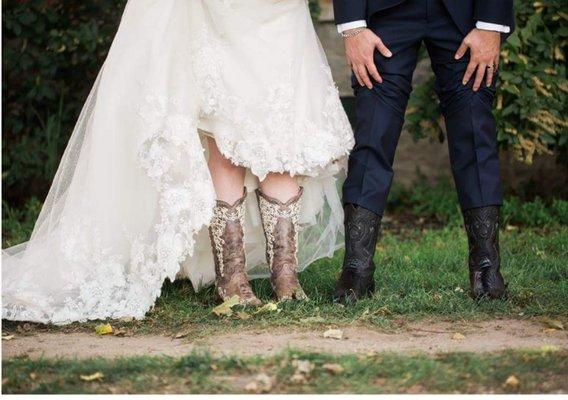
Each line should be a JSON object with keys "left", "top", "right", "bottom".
{"left": 2, "top": 0, "right": 353, "bottom": 324}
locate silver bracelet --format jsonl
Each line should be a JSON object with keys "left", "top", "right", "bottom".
{"left": 341, "top": 27, "right": 367, "bottom": 38}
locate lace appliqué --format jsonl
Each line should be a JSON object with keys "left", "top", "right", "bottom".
{"left": 257, "top": 193, "right": 301, "bottom": 272}
{"left": 192, "top": 28, "right": 354, "bottom": 181}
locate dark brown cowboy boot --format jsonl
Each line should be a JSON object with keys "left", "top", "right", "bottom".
{"left": 463, "top": 205, "right": 506, "bottom": 299}
{"left": 333, "top": 204, "right": 381, "bottom": 302}
{"left": 256, "top": 187, "right": 307, "bottom": 301}
{"left": 209, "top": 188, "right": 262, "bottom": 306}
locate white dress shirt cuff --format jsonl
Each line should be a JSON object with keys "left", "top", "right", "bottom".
{"left": 337, "top": 20, "right": 367, "bottom": 34}
{"left": 476, "top": 21, "right": 511, "bottom": 34}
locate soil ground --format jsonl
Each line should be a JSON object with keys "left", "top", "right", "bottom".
{"left": 4, "top": 318, "right": 566, "bottom": 360}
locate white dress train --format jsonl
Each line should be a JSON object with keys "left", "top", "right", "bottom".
{"left": 2, "top": 0, "right": 354, "bottom": 324}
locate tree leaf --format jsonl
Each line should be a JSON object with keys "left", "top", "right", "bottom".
{"left": 80, "top": 372, "right": 104, "bottom": 382}
{"left": 323, "top": 329, "right": 344, "bottom": 340}
{"left": 293, "top": 359, "right": 315, "bottom": 376}
{"left": 174, "top": 329, "right": 191, "bottom": 339}
{"left": 322, "top": 363, "right": 344, "bottom": 374}
{"left": 245, "top": 373, "right": 274, "bottom": 393}
{"left": 254, "top": 302, "right": 280, "bottom": 314}
{"left": 211, "top": 295, "right": 241, "bottom": 317}
{"left": 236, "top": 311, "right": 251, "bottom": 320}
{"left": 541, "top": 317, "right": 564, "bottom": 330}
{"left": 94, "top": 323, "right": 113, "bottom": 336}
{"left": 504, "top": 375, "right": 520, "bottom": 390}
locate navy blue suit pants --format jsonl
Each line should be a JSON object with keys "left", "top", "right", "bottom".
{"left": 342, "top": 0, "right": 503, "bottom": 215}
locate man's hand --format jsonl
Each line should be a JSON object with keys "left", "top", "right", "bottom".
{"left": 455, "top": 28, "right": 501, "bottom": 91}
{"left": 344, "top": 29, "right": 392, "bottom": 89}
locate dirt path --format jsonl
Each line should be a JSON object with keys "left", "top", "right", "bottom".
{"left": 3, "top": 319, "right": 566, "bottom": 360}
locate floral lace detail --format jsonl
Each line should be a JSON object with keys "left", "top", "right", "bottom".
{"left": 257, "top": 190, "right": 302, "bottom": 272}
{"left": 192, "top": 28, "right": 354, "bottom": 181}
{"left": 134, "top": 93, "right": 216, "bottom": 297}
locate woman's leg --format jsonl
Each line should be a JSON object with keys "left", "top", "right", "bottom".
{"left": 259, "top": 173, "right": 300, "bottom": 203}
{"left": 206, "top": 137, "right": 261, "bottom": 305}
{"left": 256, "top": 173, "right": 306, "bottom": 300}
{"left": 207, "top": 137, "right": 246, "bottom": 204}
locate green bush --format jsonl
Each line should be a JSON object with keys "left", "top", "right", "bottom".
{"left": 2, "top": 197, "right": 42, "bottom": 247}
{"left": 502, "top": 196, "right": 566, "bottom": 227}
{"left": 551, "top": 199, "right": 568, "bottom": 225}
{"left": 519, "top": 197, "right": 554, "bottom": 227}
{"left": 388, "top": 176, "right": 461, "bottom": 225}
{"left": 389, "top": 179, "right": 566, "bottom": 228}
{"left": 406, "top": 1, "right": 568, "bottom": 164}
{"left": 501, "top": 196, "right": 523, "bottom": 226}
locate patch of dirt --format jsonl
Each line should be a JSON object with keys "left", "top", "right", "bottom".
{"left": 3, "top": 319, "right": 566, "bottom": 360}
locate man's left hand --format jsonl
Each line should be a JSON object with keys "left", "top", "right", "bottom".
{"left": 455, "top": 28, "right": 501, "bottom": 91}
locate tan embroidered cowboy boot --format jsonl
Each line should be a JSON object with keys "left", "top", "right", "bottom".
{"left": 256, "top": 187, "right": 307, "bottom": 301}
{"left": 209, "top": 188, "right": 262, "bottom": 306}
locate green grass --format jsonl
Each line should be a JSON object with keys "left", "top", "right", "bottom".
{"left": 4, "top": 226, "right": 566, "bottom": 337}
{"left": 3, "top": 349, "right": 566, "bottom": 394}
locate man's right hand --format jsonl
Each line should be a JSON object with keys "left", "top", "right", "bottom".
{"left": 343, "top": 28, "right": 392, "bottom": 89}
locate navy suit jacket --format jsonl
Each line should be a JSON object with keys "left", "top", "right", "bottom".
{"left": 333, "top": 0, "right": 515, "bottom": 36}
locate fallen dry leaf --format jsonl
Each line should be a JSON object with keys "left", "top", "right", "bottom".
{"left": 2, "top": 335, "right": 15, "bottom": 341}
{"left": 95, "top": 323, "right": 114, "bottom": 336}
{"left": 236, "top": 311, "right": 251, "bottom": 320}
{"left": 113, "top": 328, "right": 128, "bottom": 337}
{"left": 293, "top": 359, "right": 314, "bottom": 376}
{"left": 80, "top": 372, "right": 104, "bottom": 382}
{"left": 118, "top": 316, "right": 134, "bottom": 323}
{"left": 212, "top": 295, "right": 241, "bottom": 317}
{"left": 543, "top": 328, "right": 559, "bottom": 335}
{"left": 290, "top": 373, "right": 307, "bottom": 384}
{"left": 174, "top": 329, "right": 191, "bottom": 339}
{"left": 451, "top": 332, "right": 466, "bottom": 341}
{"left": 323, "top": 329, "right": 344, "bottom": 340}
{"left": 245, "top": 373, "right": 274, "bottom": 393}
{"left": 504, "top": 375, "right": 520, "bottom": 390}
{"left": 322, "top": 363, "right": 344, "bottom": 374}
{"left": 254, "top": 302, "right": 280, "bottom": 314}
{"left": 541, "top": 317, "right": 564, "bottom": 331}
{"left": 29, "top": 373, "right": 37, "bottom": 380}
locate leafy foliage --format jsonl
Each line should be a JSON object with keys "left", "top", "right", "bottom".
{"left": 406, "top": 1, "right": 568, "bottom": 164}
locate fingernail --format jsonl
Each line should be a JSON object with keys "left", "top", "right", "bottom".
{"left": 387, "top": 51, "right": 392, "bottom": 57}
